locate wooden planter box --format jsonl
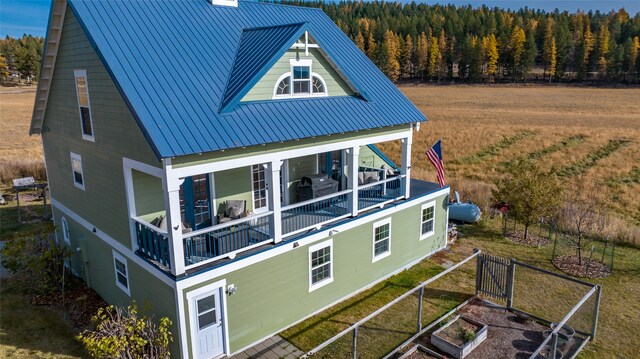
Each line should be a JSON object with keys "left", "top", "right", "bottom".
{"left": 431, "top": 315, "right": 488, "bottom": 359}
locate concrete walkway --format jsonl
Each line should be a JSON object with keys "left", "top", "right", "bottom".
{"left": 229, "top": 335, "right": 304, "bottom": 359}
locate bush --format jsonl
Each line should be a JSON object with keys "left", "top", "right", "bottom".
{"left": 1, "top": 232, "right": 73, "bottom": 291}
{"left": 77, "top": 303, "right": 173, "bottom": 359}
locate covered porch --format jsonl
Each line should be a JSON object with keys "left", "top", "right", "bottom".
{"left": 125, "top": 129, "right": 419, "bottom": 276}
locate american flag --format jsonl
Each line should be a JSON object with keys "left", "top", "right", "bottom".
{"left": 426, "top": 140, "right": 445, "bottom": 187}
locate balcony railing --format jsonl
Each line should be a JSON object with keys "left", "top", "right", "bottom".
{"left": 134, "top": 217, "right": 171, "bottom": 270}
{"left": 182, "top": 211, "right": 274, "bottom": 270}
{"left": 281, "top": 189, "right": 351, "bottom": 237}
{"left": 358, "top": 175, "right": 405, "bottom": 211}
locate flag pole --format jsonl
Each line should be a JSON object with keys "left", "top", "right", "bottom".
{"left": 409, "top": 138, "right": 442, "bottom": 169}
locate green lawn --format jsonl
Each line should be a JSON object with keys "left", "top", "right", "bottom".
{"left": 280, "top": 218, "right": 640, "bottom": 358}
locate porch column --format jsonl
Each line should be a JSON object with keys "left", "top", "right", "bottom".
{"left": 164, "top": 158, "right": 186, "bottom": 276}
{"left": 401, "top": 135, "right": 412, "bottom": 199}
{"left": 268, "top": 161, "right": 283, "bottom": 243}
{"left": 165, "top": 187, "right": 186, "bottom": 276}
{"left": 348, "top": 146, "right": 360, "bottom": 216}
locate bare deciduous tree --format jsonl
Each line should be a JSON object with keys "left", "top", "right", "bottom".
{"left": 558, "top": 177, "right": 606, "bottom": 265}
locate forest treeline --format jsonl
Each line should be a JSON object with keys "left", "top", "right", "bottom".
{"left": 281, "top": 1, "right": 640, "bottom": 84}
{"left": 0, "top": 35, "right": 45, "bottom": 83}
{"left": 2, "top": 3, "right": 640, "bottom": 85}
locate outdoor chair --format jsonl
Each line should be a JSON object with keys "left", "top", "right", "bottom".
{"left": 218, "top": 200, "right": 247, "bottom": 224}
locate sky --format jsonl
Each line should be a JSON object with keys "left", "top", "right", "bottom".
{"left": 1, "top": 0, "right": 639, "bottom": 38}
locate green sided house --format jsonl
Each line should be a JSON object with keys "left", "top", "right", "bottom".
{"left": 30, "top": 0, "right": 449, "bottom": 358}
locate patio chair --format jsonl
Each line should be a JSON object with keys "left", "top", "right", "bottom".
{"left": 218, "top": 200, "right": 247, "bottom": 224}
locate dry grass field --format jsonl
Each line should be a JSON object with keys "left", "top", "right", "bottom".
{"left": 386, "top": 85, "right": 639, "bottom": 246}
{"left": 0, "top": 87, "right": 45, "bottom": 184}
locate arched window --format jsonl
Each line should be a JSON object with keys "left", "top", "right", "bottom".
{"left": 312, "top": 76, "right": 325, "bottom": 94}
{"left": 61, "top": 217, "right": 70, "bottom": 245}
{"left": 276, "top": 76, "right": 291, "bottom": 95}
{"left": 273, "top": 72, "right": 328, "bottom": 98}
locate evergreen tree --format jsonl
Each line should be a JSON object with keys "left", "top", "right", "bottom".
{"left": 384, "top": 30, "right": 401, "bottom": 81}
{"left": 522, "top": 23, "right": 537, "bottom": 81}
{"left": 486, "top": 34, "right": 499, "bottom": 82}
{"left": 416, "top": 32, "right": 428, "bottom": 80}
{"left": 597, "top": 24, "right": 610, "bottom": 79}
{"left": 402, "top": 34, "right": 414, "bottom": 79}
{"left": 366, "top": 32, "right": 376, "bottom": 60}
{"left": 509, "top": 25, "right": 526, "bottom": 81}
{"left": 542, "top": 19, "right": 555, "bottom": 79}
{"left": 548, "top": 37, "right": 557, "bottom": 82}
{"left": 355, "top": 31, "right": 366, "bottom": 53}
{"left": 427, "top": 36, "right": 439, "bottom": 79}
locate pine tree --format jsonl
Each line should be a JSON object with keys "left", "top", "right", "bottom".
{"left": 427, "top": 36, "right": 439, "bottom": 79}
{"left": 522, "top": 23, "right": 537, "bottom": 81}
{"left": 486, "top": 34, "right": 499, "bottom": 82}
{"left": 416, "top": 32, "right": 428, "bottom": 80}
{"left": 366, "top": 32, "right": 376, "bottom": 60}
{"left": 632, "top": 37, "right": 640, "bottom": 82}
{"left": 437, "top": 30, "right": 447, "bottom": 81}
{"left": 542, "top": 20, "right": 555, "bottom": 79}
{"left": 384, "top": 30, "right": 401, "bottom": 81}
{"left": 549, "top": 37, "right": 557, "bottom": 82}
{"left": 355, "top": 31, "right": 366, "bottom": 53}
{"left": 402, "top": 34, "right": 414, "bottom": 79}
{"left": 597, "top": 24, "right": 610, "bottom": 79}
{"left": 509, "top": 25, "right": 526, "bottom": 81}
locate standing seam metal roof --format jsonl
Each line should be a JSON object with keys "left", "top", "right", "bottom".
{"left": 67, "top": 0, "right": 427, "bottom": 158}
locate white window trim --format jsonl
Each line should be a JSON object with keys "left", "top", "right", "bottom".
{"left": 420, "top": 201, "right": 436, "bottom": 240}
{"left": 70, "top": 152, "right": 85, "bottom": 191}
{"left": 272, "top": 59, "right": 329, "bottom": 99}
{"left": 112, "top": 250, "right": 131, "bottom": 296}
{"left": 61, "top": 217, "right": 70, "bottom": 245}
{"left": 372, "top": 218, "right": 391, "bottom": 262}
{"left": 250, "top": 164, "right": 268, "bottom": 214}
{"left": 308, "top": 238, "right": 333, "bottom": 292}
{"left": 73, "top": 69, "right": 95, "bottom": 142}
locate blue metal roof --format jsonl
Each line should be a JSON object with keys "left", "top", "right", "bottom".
{"left": 221, "top": 22, "right": 307, "bottom": 111}
{"left": 67, "top": 0, "right": 427, "bottom": 159}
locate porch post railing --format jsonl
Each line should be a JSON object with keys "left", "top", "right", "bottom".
{"left": 348, "top": 146, "right": 360, "bottom": 217}
{"left": 401, "top": 134, "right": 412, "bottom": 199}
{"left": 268, "top": 161, "right": 283, "bottom": 243}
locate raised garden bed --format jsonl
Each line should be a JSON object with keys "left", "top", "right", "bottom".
{"left": 431, "top": 315, "right": 487, "bottom": 359}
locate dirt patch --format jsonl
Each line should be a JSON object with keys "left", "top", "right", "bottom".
{"left": 552, "top": 255, "right": 611, "bottom": 278}
{"left": 22, "top": 275, "right": 107, "bottom": 331}
{"left": 506, "top": 230, "right": 550, "bottom": 247}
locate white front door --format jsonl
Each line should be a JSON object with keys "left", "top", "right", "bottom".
{"left": 191, "top": 288, "right": 224, "bottom": 359}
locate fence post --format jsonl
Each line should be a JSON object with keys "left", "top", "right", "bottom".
{"left": 592, "top": 285, "right": 602, "bottom": 340}
{"left": 352, "top": 326, "right": 358, "bottom": 359}
{"left": 502, "top": 214, "right": 507, "bottom": 237}
{"left": 610, "top": 242, "right": 615, "bottom": 271}
{"left": 417, "top": 285, "right": 424, "bottom": 332}
{"left": 475, "top": 250, "right": 482, "bottom": 295}
{"left": 551, "top": 332, "right": 559, "bottom": 359}
{"left": 506, "top": 259, "right": 516, "bottom": 310}
{"left": 601, "top": 238, "right": 608, "bottom": 263}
